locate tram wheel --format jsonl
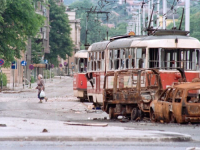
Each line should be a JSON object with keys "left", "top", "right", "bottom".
{"left": 131, "top": 107, "right": 138, "bottom": 120}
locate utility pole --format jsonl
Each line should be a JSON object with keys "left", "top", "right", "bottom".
{"left": 136, "top": 15, "right": 139, "bottom": 35}
{"left": 163, "top": 0, "right": 167, "bottom": 29}
{"left": 138, "top": 7, "right": 141, "bottom": 35}
{"left": 143, "top": 5, "right": 145, "bottom": 35}
{"left": 157, "top": 0, "right": 160, "bottom": 28}
{"left": 85, "top": 12, "right": 89, "bottom": 48}
{"left": 148, "top": 1, "right": 150, "bottom": 25}
{"left": 106, "top": 13, "right": 109, "bottom": 40}
{"left": 151, "top": 0, "right": 154, "bottom": 27}
{"left": 185, "top": 0, "right": 190, "bottom": 32}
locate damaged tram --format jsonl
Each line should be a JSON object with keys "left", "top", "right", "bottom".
{"left": 86, "top": 30, "right": 200, "bottom": 106}
{"left": 73, "top": 50, "right": 88, "bottom": 101}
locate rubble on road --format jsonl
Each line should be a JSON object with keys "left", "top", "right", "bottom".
{"left": 42, "top": 129, "right": 48, "bottom": 133}
{"left": 0, "top": 124, "right": 6, "bottom": 127}
{"left": 64, "top": 122, "right": 108, "bottom": 127}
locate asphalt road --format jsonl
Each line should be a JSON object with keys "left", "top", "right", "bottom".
{"left": 1, "top": 76, "right": 200, "bottom": 149}
{"left": 0, "top": 141, "right": 200, "bottom": 150}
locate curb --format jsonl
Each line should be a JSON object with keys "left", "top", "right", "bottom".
{"left": 2, "top": 90, "right": 34, "bottom": 93}
{"left": 0, "top": 135, "right": 192, "bottom": 142}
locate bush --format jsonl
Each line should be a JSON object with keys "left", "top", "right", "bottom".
{"left": 0, "top": 73, "right": 7, "bottom": 86}
{"left": 43, "top": 70, "right": 55, "bottom": 79}
{"left": 30, "top": 76, "right": 35, "bottom": 83}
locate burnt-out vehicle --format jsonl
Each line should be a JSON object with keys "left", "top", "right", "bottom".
{"left": 150, "top": 82, "right": 200, "bottom": 123}
{"left": 103, "top": 69, "right": 163, "bottom": 120}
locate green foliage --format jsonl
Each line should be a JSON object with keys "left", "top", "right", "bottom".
{"left": 30, "top": 76, "right": 35, "bottom": 83}
{"left": 70, "top": 0, "right": 128, "bottom": 46}
{"left": 0, "top": 0, "right": 45, "bottom": 67}
{"left": 31, "top": 38, "right": 43, "bottom": 64}
{"left": 109, "top": 23, "right": 127, "bottom": 37}
{"left": 167, "top": 4, "right": 200, "bottom": 41}
{"left": 0, "top": 0, "right": 6, "bottom": 24}
{"left": 45, "top": 0, "right": 74, "bottom": 66}
{"left": 0, "top": 73, "right": 7, "bottom": 86}
{"left": 43, "top": 70, "right": 55, "bottom": 79}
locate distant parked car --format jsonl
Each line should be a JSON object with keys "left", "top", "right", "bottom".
{"left": 150, "top": 82, "right": 200, "bottom": 123}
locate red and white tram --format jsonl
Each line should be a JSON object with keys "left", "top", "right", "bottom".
{"left": 73, "top": 50, "right": 88, "bottom": 101}
{"left": 86, "top": 31, "right": 200, "bottom": 105}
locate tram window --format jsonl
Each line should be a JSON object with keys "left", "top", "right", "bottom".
{"left": 97, "top": 61, "right": 101, "bottom": 70}
{"left": 196, "top": 50, "right": 199, "bottom": 70}
{"left": 120, "top": 49, "right": 125, "bottom": 69}
{"left": 97, "top": 51, "right": 101, "bottom": 70}
{"left": 125, "top": 59, "right": 129, "bottom": 69}
{"left": 121, "top": 59, "right": 124, "bottom": 69}
{"left": 136, "top": 48, "right": 146, "bottom": 68}
{"left": 90, "top": 52, "right": 93, "bottom": 60}
{"left": 161, "top": 49, "right": 198, "bottom": 70}
{"left": 99, "top": 52, "right": 101, "bottom": 60}
{"left": 78, "top": 58, "right": 84, "bottom": 73}
{"left": 109, "top": 50, "right": 113, "bottom": 59}
{"left": 94, "top": 61, "right": 96, "bottom": 71}
{"left": 101, "top": 51, "right": 105, "bottom": 71}
{"left": 102, "top": 51, "right": 104, "bottom": 60}
{"left": 91, "top": 61, "right": 93, "bottom": 70}
{"left": 109, "top": 50, "right": 113, "bottom": 70}
{"left": 149, "top": 48, "right": 159, "bottom": 68}
{"left": 131, "top": 59, "right": 135, "bottom": 68}
{"left": 114, "top": 49, "right": 120, "bottom": 70}
{"left": 87, "top": 62, "right": 90, "bottom": 71}
{"left": 124, "top": 48, "right": 130, "bottom": 69}
{"left": 84, "top": 58, "right": 87, "bottom": 72}
{"left": 93, "top": 52, "right": 96, "bottom": 60}
{"left": 114, "top": 59, "right": 120, "bottom": 70}
{"left": 125, "top": 50, "right": 128, "bottom": 58}
{"left": 130, "top": 48, "right": 135, "bottom": 68}
{"left": 131, "top": 48, "right": 134, "bottom": 56}
{"left": 109, "top": 60, "right": 113, "bottom": 70}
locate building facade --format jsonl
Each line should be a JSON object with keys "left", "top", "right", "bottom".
{"left": 2, "top": 1, "right": 50, "bottom": 88}
{"left": 59, "top": 8, "right": 81, "bottom": 75}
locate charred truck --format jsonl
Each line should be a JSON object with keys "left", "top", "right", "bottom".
{"left": 103, "top": 69, "right": 163, "bottom": 120}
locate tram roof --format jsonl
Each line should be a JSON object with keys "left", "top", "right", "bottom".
{"left": 88, "top": 35, "right": 200, "bottom": 51}
{"left": 108, "top": 35, "right": 200, "bottom": 49}
{"left": 74, "top": 50, "right": 88, "bottom": 58}
{"left": 88, "top": 41, "right": 110, "bottom": 52}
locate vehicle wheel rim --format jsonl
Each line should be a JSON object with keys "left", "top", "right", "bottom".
{"left": 151, "top": 111, "right": 156, "bottom": 121}
{"left": 109, "top": 107, "right": 114, "bottom": 119}
{"left": 170, "top": 113, "right": 175, "bottom": 123}
{"left": 131, "top": 108, "right": 138, "bottom": 120}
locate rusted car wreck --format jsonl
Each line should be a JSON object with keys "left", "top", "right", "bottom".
{"left": 103, "top": 69, "right": 163, "bottom": 120}
{"left": 150, "top": 82, "right": 200, "bottom": 123}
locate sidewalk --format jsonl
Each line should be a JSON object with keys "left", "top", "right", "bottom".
{"left": 2, "top": 76, "right": 72, "bottom": 93}
{"left": 0, "top": 117, "right": 192, "bottom": 142}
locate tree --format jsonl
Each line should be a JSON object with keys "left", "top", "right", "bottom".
{"left": 167, "top": 3, "right": 200, "bottom": 41}
{"left": 70, "top": 0, "right": 128, "bottom": 46}
{"left": 45, "top": 0, "right": 73, "bottom": 66}
{"left": 109, "top": 22, "right": 127, "bottom": 37}
{"left": 31, "top": 38, "right": 43, "bottom": 64}
{"left": 0, "top": 0, "right": 44, "bottom": 66}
